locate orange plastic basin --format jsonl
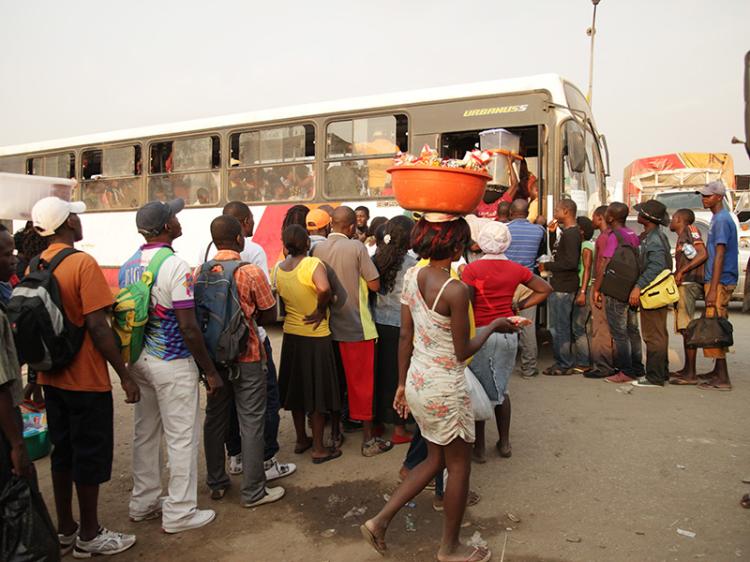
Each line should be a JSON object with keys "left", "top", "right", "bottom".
{"left": 387, "top": 166, "right": 491, "bottom": 214}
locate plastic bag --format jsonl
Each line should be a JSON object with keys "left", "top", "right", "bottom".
{"left": 0, "top": 476, "right": 60, "bottom": 562}
{"left": 464, "top": 367, "right": 492, "bottom": 421}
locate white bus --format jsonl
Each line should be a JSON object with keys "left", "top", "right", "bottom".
{"left": 0, "top": 73, "right": 608, "bottom": 287}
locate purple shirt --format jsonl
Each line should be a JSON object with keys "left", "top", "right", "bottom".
{"left": 601, "top": 227, "right": 639, "bottom": 259}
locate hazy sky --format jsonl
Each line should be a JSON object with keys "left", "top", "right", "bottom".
{"left": 1, "top": 0, "right": 748, "bottom": 180}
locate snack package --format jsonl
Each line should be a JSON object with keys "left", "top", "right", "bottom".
{"left": 392, "top": 146, "right": 491, "bottom": 174}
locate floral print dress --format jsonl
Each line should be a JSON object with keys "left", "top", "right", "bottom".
{"left": 400, "top": 266, "right": 475, "bottom": 445}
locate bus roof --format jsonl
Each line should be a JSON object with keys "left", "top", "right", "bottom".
{"left": 1, "top": 74, "right": 575, "bottom": 156}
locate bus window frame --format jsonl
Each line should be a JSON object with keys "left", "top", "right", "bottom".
{"left": 78, "top": 141, "right": 144, "bottom": 212}
{"left": 146, "top": 131, "right": 222, "bottom": 208}
{"left": 26, "top": 151, "right": 76, "bottom": 179}
{"left": 322, "top": 111, "right": 409, "bottom": 201}
{"left": 226, "top": 121, "right": 317, "bottom": 205}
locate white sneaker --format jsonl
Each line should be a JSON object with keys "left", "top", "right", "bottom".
{"left": 162, "top": 509, "right": 216, "bottom": 534}
{"left": 228, "top": 455, "right": 243, "bottom": 475}
{"left": 129, "top": 498, "right": 164, "bottom": 522}
{"left": 264, "top": 457, "right": 297, "bottom": 481}
{"left": 73, "top": 527, "right": 136, "bottom": 558}
{"left": 242, "top": 486, "right": 285, "bottom": 508}
{"left": 59, "top": 522, "right": 78, "bottom": 557}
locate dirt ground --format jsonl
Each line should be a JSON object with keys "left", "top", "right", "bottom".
{"left": 32, "top": 305, "right": 750, "bottom": 562}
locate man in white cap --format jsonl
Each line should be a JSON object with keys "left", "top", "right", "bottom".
{"left": 119, "top": 199, "right": 223, "bottom": 533}
{"left": 696, "top": 181, "right": 738, "bottom": 391}
{"left": 30, "top": 196, "right": 139, "bottom": 558}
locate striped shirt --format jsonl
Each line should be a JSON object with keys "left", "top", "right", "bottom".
{"left": 506, "top": 219, "right": 545, "bottom": 270}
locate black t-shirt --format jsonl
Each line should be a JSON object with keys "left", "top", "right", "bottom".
{"left": 546, "top": 225, "right": 582, "bottom": 293}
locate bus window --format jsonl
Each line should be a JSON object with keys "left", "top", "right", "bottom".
{"left": 562, "top": 120, "right": 591, "bottom": 216}
{"left": 0, "top": 156, "right": 25, "bottom": 174}
{"left": 228, "top": 125, "right": 315, "bottom": 203}
{"left": 81, "top": 145, "right": 143, "bottom": 211}
{"left": 26, "top": 152, "right": 75, "bottom": 179}
{"left": 148, "top": 135, "right": 220, "bottom": 206}
{"left": 324, "top": 114, "right": 407, "bottom": 198}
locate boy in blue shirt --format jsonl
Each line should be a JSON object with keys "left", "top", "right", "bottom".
{"left": 697, "top": 181, "right": 738, "bottom": 391}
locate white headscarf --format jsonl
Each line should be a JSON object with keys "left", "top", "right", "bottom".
{"left": 477, "top": 220, "right": 512, "bottom": 257}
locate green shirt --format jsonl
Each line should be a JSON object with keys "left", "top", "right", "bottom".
{"left": 578, "top": 240, "right": 595, "bottom": 287}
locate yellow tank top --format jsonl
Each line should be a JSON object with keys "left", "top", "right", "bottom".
{"left": 275, "top": 257, "right": 330, "bottom": 337}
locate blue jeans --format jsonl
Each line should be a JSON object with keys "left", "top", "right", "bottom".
{"left": 470, "top": 333, "right": 518, "bottom": 404}
{"left": 404, "top": 426, "right": 445, "bottom": 497}
{"left": 548, "top": 292, "right": 576, "bottom": 370}
{"left": 226, "top": 337, "right": 281, "bottom": 462}
{"left": 604, "top": 298, "right": 644, "bottom": 377}
{"left": 572, "top": 293, "right": 591, "bottom": 368}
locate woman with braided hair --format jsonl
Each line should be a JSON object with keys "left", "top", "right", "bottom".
{"left": 372, "top": 215, "right": 416, "bottom": 444}
{"left": 362, "top": 214, "right": 519, "bottom": 562}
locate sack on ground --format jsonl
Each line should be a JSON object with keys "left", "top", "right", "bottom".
{"left": 112, "top": 247, "right": 173, "bottom": 364}
{"left": 194, "top": 260, "right": 249, "bottom": 367}
{"left": 600, "top": 230, "right": 640, "bottom": 302}
{"left": 7, "top": 248, "right": 84, "bottom": 372}
{"left": 0, "top": 476, "right": 60, "bottom": 562}
{"left": 465, "top": 367, "right": 493, "bottom": 421}
{"left": 639, "top": 269, "right": 679, "bottom": 310}
{"left": 684, "top": 316, "right": 733, "bottom": 349}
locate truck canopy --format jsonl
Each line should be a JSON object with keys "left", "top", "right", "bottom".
{"left": 623, "top": 152, "right": 735, "bottom": 206}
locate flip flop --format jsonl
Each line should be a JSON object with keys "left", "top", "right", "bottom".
{"left": 360, "top": 523, "right": 387, "bottom": 556}
{"left": 294, "top": 440, "right": 313, "bottom": 454}
{"left": 312, "top": 449, "right": 342, "bottom": 464}
{"left": 697, "top": 381, "right": 732, "bottom": 392}
{"left": 391, "top": 432, "right": 413, "bottom": 445}
{"left": 437, "top": 546, "right": 491, "bottom": 562}
{"left": 543, "top": 368, "right": 573, "bottom": 376}
{"left": 741, "top": 494, "right": 750, "bottom": 509}
{"left": 669, "top": 377, "right": 700, "bottom": 386}
{"left": 496, "top": 440, "right": 512, "bottom": 458}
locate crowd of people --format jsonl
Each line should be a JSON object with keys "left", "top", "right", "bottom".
{"left": 0, "top": 176, "right": 743, "bottom": 561}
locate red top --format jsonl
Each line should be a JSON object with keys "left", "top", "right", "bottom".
{"left": 462, "top": 259, "right": 533, "bottom": 326}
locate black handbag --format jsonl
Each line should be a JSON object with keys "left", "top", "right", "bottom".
{"left": 684, "top": 316, "right": 734, "bottom": 349}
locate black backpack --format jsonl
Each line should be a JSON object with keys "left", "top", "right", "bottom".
{"left": 7, "top": 248, "right": 86, "bottom": 371}
{"left": 600, "top": 229, "right": 640, "bottom": 302}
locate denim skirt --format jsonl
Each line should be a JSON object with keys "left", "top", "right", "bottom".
{"left": 470, "top": 332, "right": 518, "bottom": 406}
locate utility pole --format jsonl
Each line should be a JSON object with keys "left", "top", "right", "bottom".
{"left": 586, "top": 0, "right": 602, "bottom": 106}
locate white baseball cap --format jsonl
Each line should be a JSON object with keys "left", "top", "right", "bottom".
{"left": 32, "top": 197, "right": 87, "bottom": 237}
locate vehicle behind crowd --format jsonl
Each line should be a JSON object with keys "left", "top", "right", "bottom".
{"left": 0, "top": 74, "right": 607, "bottom": 286}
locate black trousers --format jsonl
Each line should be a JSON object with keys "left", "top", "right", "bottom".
{"left": 640, "top": 307, "right": 669, "bottom": 385}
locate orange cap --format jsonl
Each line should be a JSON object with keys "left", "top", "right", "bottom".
{"left": 306, "top": 208, "right": 331, "bottom": 231}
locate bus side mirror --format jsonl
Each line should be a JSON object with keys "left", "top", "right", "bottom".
{"left": 567, "top": 130, "right": 586, "bottom": 174}
{"left": 599, "top": 134, "right": 610, "bottom": 177}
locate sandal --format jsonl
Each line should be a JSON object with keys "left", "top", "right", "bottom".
{"left": 669, "top": 377, "right": 700, "bottom": 386}
{"left": 312, "top": 449, "right": 342, "bottom": 464}
{"left": 391, "top": 432, "right": 413, "bottom": 445}
{"left": 467, "top": 489, "right": 480, "bottom": 506}
{"left": 496, "top": 440, "right": 512, "bottom": 458}
{"left": 543, "top": 368, "right": 572, "bottom": 376}
{"left": 362, "top": 437, "right": 393, "bottom": 457}
{"left": 360, "top": 523, "right": 387, "bottom": 555}
{"left": 437, "top": 546, "right": 491, "bottom": 562}
{"left": 741, "top": 494, "right": 750, "bottom": 509}
{"left": 697, "top": 381, "right": 732, "bottom": 392}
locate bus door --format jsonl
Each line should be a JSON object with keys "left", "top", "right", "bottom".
{"left": 439, "top": 125, "right": 543, "bottom": 216}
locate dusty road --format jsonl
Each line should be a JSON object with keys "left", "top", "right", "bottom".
{"left": 32, "top": 305, "right": 750, "bottom": 561}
